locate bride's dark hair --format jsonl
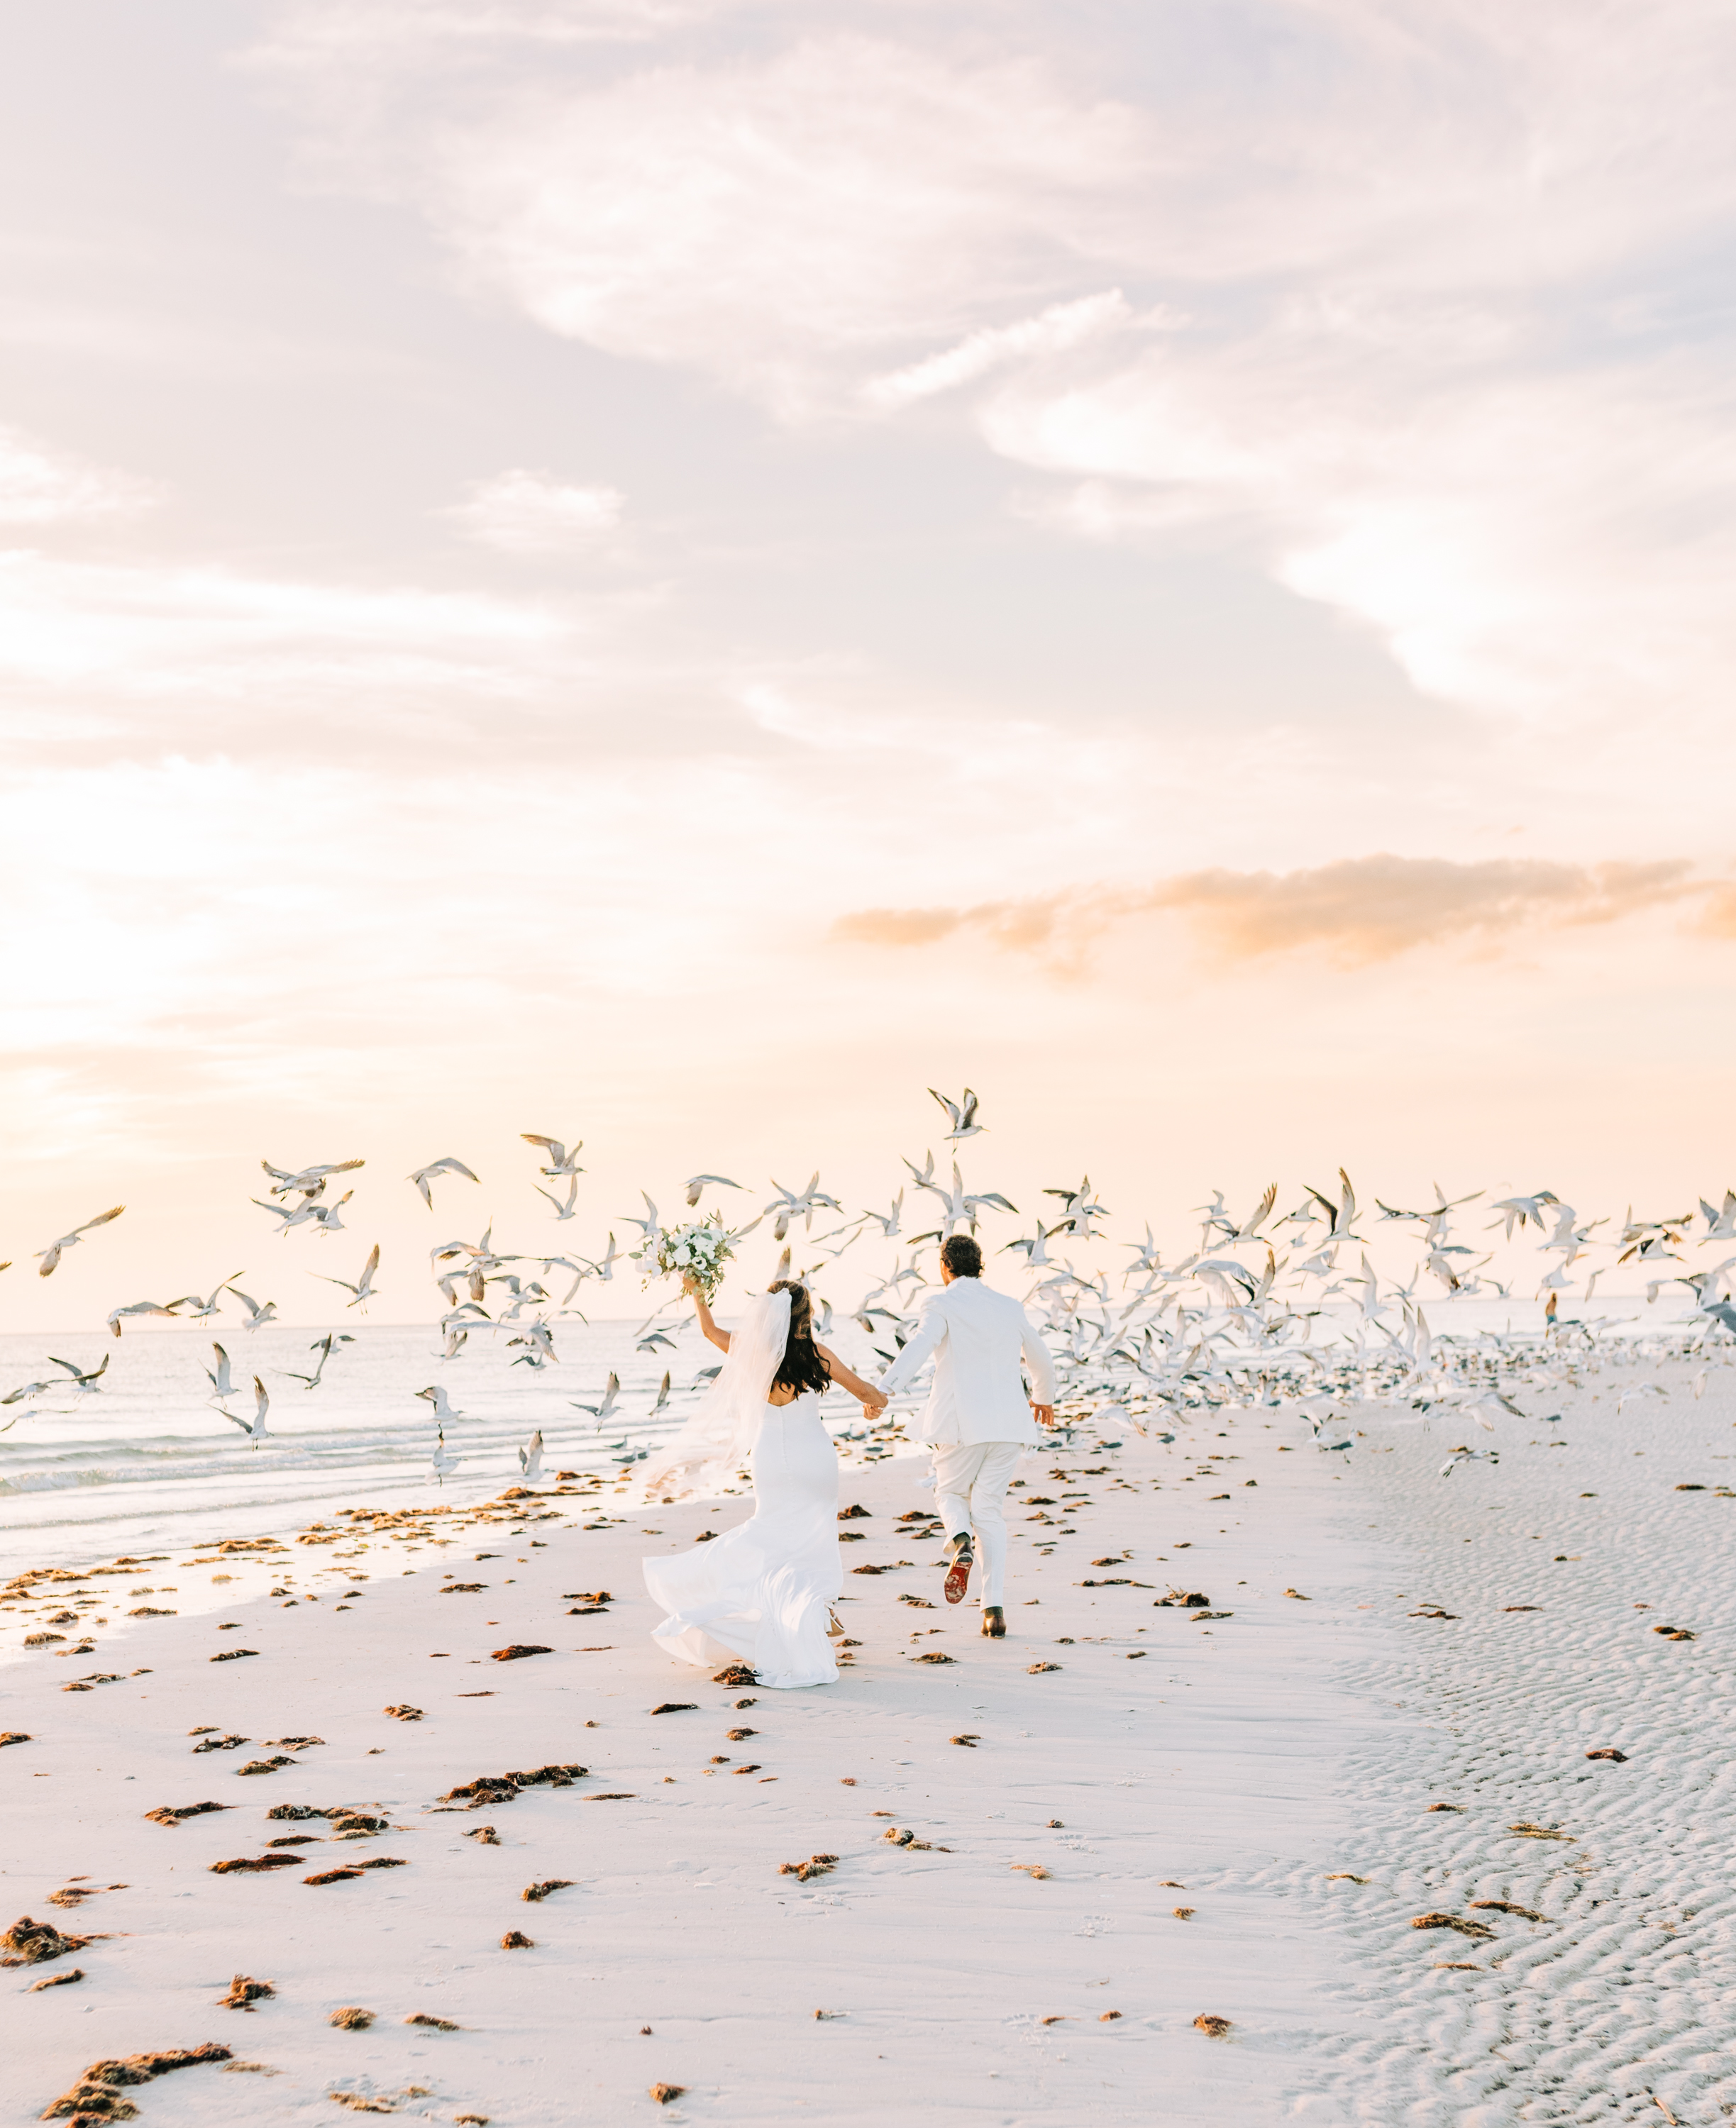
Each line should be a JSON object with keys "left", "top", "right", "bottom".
{"left": 768, "top": 1280, "right": 831, "bottom": 1397}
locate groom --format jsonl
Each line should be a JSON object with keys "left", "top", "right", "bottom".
{"left": 875, "top": 1234, "right": 1058, "bottom": 1638}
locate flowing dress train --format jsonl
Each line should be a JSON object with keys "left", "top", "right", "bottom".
{"left": 642, "top": 1396, "right": 841, "bottom": 1690}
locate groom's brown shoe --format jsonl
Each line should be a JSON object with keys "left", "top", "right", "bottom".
{"left": 943, "top": 1534, "right": 973, "bottom": 1606}
{"left": 980, "top": 1606, "right": 1006, "bottom": 1639}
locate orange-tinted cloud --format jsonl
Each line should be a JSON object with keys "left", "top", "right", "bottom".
{"left": 834, "top": 853, "right": 1706, "bottom": 968}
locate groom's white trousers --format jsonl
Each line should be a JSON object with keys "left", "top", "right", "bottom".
{"left": 931, "top": 1440, "right": 1023, "bottom": 1607}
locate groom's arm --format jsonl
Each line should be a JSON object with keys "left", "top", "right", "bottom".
{"left": 1019, "top": 1309, "right": 1059, "bottom": 1412}
{"left": 878, "top": 1293, "right": 947, "bottom": 1395}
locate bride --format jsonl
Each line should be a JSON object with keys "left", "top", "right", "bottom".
{"left": 641, "top": 1277, "right": 887, "bottom": 1690}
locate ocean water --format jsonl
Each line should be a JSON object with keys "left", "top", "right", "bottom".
{"left": 0, "top": 1316, "right": 884, "bottom": 1578}
{"left": 0, "top": 1292, "right": 1702, "bottom": 1578}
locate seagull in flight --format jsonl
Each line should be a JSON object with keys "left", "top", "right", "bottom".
{"left": 104, "top": 1299, "right": 180, "bottom": 1338}
{"left": 912, "top": 1161, "right": 1016, "bottom": 1239}
{"left": 763, "top": 1173, "right": 843, "bottom": 1238}
{"left": 314, "top": 1243, "right": 380, "bottom": 1311}
{"left": 685, "top": 1174, "right": 744, "bottom": 1207}
{"left": 522, "top": 1134, "right": 584, "bottom": 1177}
{"left": 508, "top": 1319, "right": 558, "bottom": 1367}
{"left": 2, "top": 1375, "right": 58, "bottom": 1407}
{"left": 1042, "top": 1177, "right": 1111, "bottom": 1238}
{"left": 408, "top": 1157, "right": 480, "bottom": 1209}
{"left": 416, "top": 1384, "right": 464, "bottom": 1422}
{"left": 519, "top": 1429, "right": 544, "bottom": 1483}
{"left": 222, "top": 1377, "right": 270, "bottom": 1441}
{"left": 204, "top": 1343, "right": 236, "bottom": 1400}
{"left": 929, "top": 1087, "right": 985, "bottom": 1141}
{"left": 34, "top": 1205, "right": 125, "bottom": 1278}
{"left": 1303, "top": 1170, "right": 1364, "bottom": 1244}
{"left": 850, "top": 1192, "right": 904, "bottom": 1241}
{"left": 1698, "top": 1190, "right": 1736, "bottom": 1238}
{"left": 229, "top": 1287, "right": 278, "bottom": 1332}
{"left": 48, "top": 1353, "right": 109, "bottom": 1393}
{"left": 253, "top": 1190, "right": 353, "bottom": 1236}
{"left": 1488, "top": 1191, "right": 1561, "bottom": 1240}
{"left": 571, "top": 1373, "right": 620, "bottom": 1424}
{"left": 534, "top": 1173, "right": 582, "bottom": 1221}
{"left": 165, "top": 1275, "right": 242, "bottom": 1321}
{"left": 284, "top": 1331, "right": 353, "bottom": 1390}
{"left": 260, "top": 1158, "right": 364, "bottom": 1202}
{"left": 1004, "top": 1219, "right": 1068, "bottom": 1268}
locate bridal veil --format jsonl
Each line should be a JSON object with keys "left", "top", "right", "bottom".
{"left": 642, "top": 1286, "right": 791, "bottom": 1498}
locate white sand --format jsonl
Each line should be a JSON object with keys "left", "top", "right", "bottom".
{"left": 3, "top": 1367, "right": 1731, "bottom": 2126}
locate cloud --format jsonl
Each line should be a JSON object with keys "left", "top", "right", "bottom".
{"left": 861, "top": 290, "right": 1136, "bottom": 411}
{"left": 447, "top": 468, "right": 626, "bottom": 553}
{"left": 835, "top": 853, "right": 1707, "bottom": 968}
{"left": 0, "top": 549, "right": 613, "bottom": 770}
{"left": 261, "top": 26, "right": 1151, "bottom": 415}
{"left": 0, "top": 424, "right": 158, "bottom": 524}
{"left": 255, "top": 0, "right": 1736, "bottom": 726}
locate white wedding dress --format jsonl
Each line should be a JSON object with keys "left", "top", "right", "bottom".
{"left": 641, "top": 1290, "right": 842, "bottom": 1692}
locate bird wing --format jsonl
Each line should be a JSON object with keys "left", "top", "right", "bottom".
{"left": 1303, "top": 1184, "right": 1340, "bottom": 1234}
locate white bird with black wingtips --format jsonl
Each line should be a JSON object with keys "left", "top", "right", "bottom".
{"left": 929, "top": 1086, "right": 985, "bottom": 1140}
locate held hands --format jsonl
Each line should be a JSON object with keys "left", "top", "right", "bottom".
{"left": 861, "top": 1387, "right": 889, "bottom": 1417}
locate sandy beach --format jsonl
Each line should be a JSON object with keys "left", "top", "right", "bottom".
{"left": 4, "top": 1351, "right": 1730, "bottom": 2128}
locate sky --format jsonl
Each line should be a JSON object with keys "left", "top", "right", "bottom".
{"left": 3, "top": 0, "right": 1735, "bottom": 1331}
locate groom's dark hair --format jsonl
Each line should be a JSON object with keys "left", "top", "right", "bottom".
{"left": 941, "top": 1235, "right": 984, "bottom": 1278}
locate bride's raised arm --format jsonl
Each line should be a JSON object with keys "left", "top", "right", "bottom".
{"left": 684, "top": 1273, "right": 731, "bottom": 1352}
{"left": 814, "top": 1343, "right": 887, "bottom": 1414}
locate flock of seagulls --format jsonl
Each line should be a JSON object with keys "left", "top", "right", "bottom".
{"left": 4, "top": 1090, "right": 1735, "bottom": 1484}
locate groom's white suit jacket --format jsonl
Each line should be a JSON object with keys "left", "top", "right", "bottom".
{"left": 877, "top": 1276, "right": 1058, "bottom": 1446}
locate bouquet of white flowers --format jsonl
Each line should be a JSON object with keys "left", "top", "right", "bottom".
{"left": 636, "top": 1213, "right": 735, "bottom": 1302}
